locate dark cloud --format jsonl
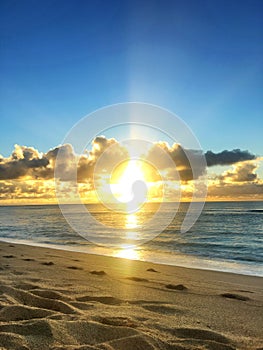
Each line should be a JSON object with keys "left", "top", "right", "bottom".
{"left": 0, "top": 137, "right": 128, "bottom": 184}
{"left": 0, "top": 144, "right": 77, "bottom": 182}
{"left": 0, "top": 145, "right": 49, "bottom": 180}
{"left": 77, "top": 136, "right": 128, "bottom": 183}
{"left": 88, "top": 136, "right": 129, "bottom": 173}
{"left": 218, "top": 162, "right": 258, "bottom": 183}
{"left": 146, "top": 142, "right": 206, "bottom": 182}
{"left": 205, "top": 149, "right": 256, "bottom": 167}
{"left": 47, "top": 144, "right": 77, "bottom": 182}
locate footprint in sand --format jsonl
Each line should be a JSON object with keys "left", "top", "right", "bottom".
{"left": 140, "top": 303, "right": 186, "bottom": 315}
{"left": 0, "top": 285, "right": 76, "bottom": 314}
{"left": 67, "top": 266, "right": 83, "bottom": 270}
{"left": 28, "top": 278, "right": 41, "bottom": 282}
{"left": 221, "top": 293, "right": 250, "bottom": 301}
{"left": 30, "top": 289, "right": 70, "bottom": 301}
{"left": 169, "top": 327, "right": 235, "bottom": 350}
{"left": 0, "top": 304, "right": 54, "bottom": 321}
{"left": 41, "top": 262, "right": 54, "bottom": 266}
{"left": 165, "top": 284, "right": 188, "bottom": 291}
{"left": 90, "top": 270, "right": 106, "bottom": 275}
{"left": 126, "top": 276, "right": 149, "bottom": 282}
{"left": 95, "top": 316, "right": 138, "bottom": 328}
{"left": 76, "top": 295, "right": 123, "bottom": 305}
{"left": 0, "top": 332, "right": 30, "bottom": 350}
{"left": 70, "top": 301, "right": 94, "bottom": 310}
{"left": 14, "top": 283, "right": 39, "bottom": 291}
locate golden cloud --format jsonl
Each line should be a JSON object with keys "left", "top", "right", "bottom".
{"left": 0, "top": 138, "right": 261, "bottom": 203}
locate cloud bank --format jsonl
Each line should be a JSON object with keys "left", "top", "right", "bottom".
{"left": 0, "top": 137, "right": 262, "bottom": 203}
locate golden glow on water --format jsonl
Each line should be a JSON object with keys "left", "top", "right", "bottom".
{"left": 113, "top": 212, "right": 142, "bottom": 260}
{"left": 125, "top": 213, "right": 139, "bottom": 240}
{"left": 114, "top": 247, "right": 141, "bottom": 260}
{"left": 125, "top": 213, "right": 138, "bottom": 229}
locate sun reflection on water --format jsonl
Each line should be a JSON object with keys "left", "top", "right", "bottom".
{"left": 113, "top": 212, "right": 143, "bottom": 260}
{"left": 114, "top": 247, "right": 141, "bottom": 260}
{"left": 125, "top": 213, "right": 138, "bottom": 229}
{"left": 125, "top": 212, "right": 140, "bottom": 240}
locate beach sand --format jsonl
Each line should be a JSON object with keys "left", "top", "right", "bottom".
{"left": 0, "top": 241, "right": 262, "bottom": 350}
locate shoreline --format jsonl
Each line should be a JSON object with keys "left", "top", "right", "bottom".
{"left": 0, "top": 241, "right": 263, "bottom": 349}
{"left": 1, "top": 238, "right": 263, "bottom": 278}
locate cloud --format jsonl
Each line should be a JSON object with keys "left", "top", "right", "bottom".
{"left": 0, "top": 136, "right": 128, "bottom": 184}
{"left": 218, "top": 161, "right": 258, "bottom": 183}
{"left": 145, "top": 144, "right": 257, "bottom": 182}
{"left": 0, "top": 180, "right": 55, "bottom": 201}
{"left": 146, "top": 142, "right": 206, "bottom": 182}
{"left": 205, "top": 158, "right": 263, "bottom": 200}
{"left": 205, "top": 149, "right": 256, "bottom": 167}
{"left": 0, "top": 181, "right": 17, "bottom": 197}
{"left": 1, "top": 142, "right": 257, "bottom": 185}
{"left": 207, "top": 182, "right": 263, "bottom": 200}
{"left": 46, "top": 144, "right": 77, "bottom": 182}
{"left": 75, "top": 136, "right": 129, "bottom": 183}
{"left": 0, "top": 143, "right": 82, "bottom": 182}
{"left": 86, "top": 136, "right": 129, "bottom": 176}
{"left": 0, "top": 145, "right": 49, "bottom": 180}
{"left": 0, "top": 138, "right": 262, "bottom": 203}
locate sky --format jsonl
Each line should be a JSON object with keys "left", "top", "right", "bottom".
{"left": 0, "top": 0, "right": 262, "bottom": 203}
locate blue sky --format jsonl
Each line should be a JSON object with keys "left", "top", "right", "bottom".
{"left": 0, "top": 0, "right": 262, "bottom": 157}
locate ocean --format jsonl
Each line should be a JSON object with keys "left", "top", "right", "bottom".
{"left": 0, "top": 201, "right": 262, "bottom": 277}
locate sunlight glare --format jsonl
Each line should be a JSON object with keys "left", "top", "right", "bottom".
{"left": 111, "top": 160, "right": 148, "bottom": 209}
{"left": 115, "top": 247, "right": 141, "bottom": 260}
{"left": 125, "top": 213, "right": 138, "bottom": 229}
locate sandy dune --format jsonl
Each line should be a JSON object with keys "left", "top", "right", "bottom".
{"left": 0, "top": 241, "right": 262, "bottom": 349}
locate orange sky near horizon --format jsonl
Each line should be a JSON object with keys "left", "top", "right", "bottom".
{"left": 0, "top": 137, "right": 262, "bottom": 205}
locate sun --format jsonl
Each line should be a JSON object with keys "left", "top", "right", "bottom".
{"left": 91, "top": 157, "right": 163, "bottom": 212}
{"left": 113, "top": 160, "right": 146, "bottom": 202}
{"left": 109, "top": 158, "right": 163, "bottom": 211}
